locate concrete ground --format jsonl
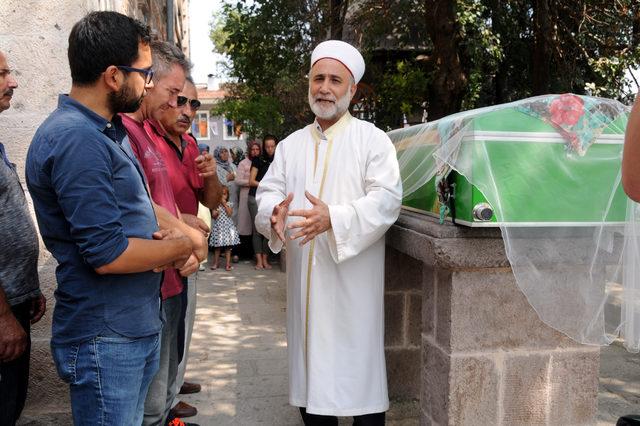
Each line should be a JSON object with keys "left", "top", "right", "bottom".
{"left": 17, "top": 260, "right": 640, "bottom": 425}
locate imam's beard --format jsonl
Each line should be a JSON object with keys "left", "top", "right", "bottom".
{"left": 308, "top": 85, "right": 352, "bottom": 122}
{"left": 109, "top": 83, "right": 144, "bottom": 114}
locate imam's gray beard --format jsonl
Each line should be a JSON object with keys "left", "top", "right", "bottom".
{"left": 308, "top": 85, "right": 352, "bottom": 122}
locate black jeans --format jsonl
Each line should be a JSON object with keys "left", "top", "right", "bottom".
{"left": 299, "top": 407, "right": 385, "bottom": 426}
{"left": 0, "top": 301, "right": 31, "bottom": 425}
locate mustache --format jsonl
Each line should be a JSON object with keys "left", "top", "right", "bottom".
{"left": 313, "top": 95, "right": 336, "bottom": 103}
{"left": 177, "top": 114, "right": 191, "bottom": 123}
{"left": 3, "top": 89, "right": 13, "bottom": 97}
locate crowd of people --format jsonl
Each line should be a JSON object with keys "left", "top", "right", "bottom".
{"left": 206, "top": 135, "right": 279, "bottom": 271}
{"left": 0, "top": 10, "right": 404, "bottom": 426}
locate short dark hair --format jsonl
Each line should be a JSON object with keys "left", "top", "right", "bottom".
{"left": 68, "top": 11, "right": 151, "bottom": 85}
{"left": 263, "top": 134, "right": 279, "bottom": 145}
{"left": 150, "top": 40, "right": 192, "bottom": 81}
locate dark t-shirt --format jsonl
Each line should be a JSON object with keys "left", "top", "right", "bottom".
{"left": 0, "top": 143, "right": 40, "bottom": 306}
{"left": 249, "top": 156, "right": 272, "bottom": 197}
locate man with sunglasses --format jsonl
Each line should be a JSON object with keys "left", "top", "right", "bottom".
{"left": 26, "top": 12, "right": 195, "bottom": 424}
{"left": 122, "top": 40, "right": 220, "bottom": 426}
{"left": 156, "top": 78, "right": 213, "bottom": 418}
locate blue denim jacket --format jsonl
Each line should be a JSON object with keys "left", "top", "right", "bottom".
{"left": 26, "top": 95, "right": 162, "bottom": 345}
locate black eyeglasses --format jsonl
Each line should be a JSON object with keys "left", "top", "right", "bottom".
{"left": 177, "top": 96, "right": 201, "bottom": 110}
{"left": 116, "top": 66, "right": 154, "bottom": 84}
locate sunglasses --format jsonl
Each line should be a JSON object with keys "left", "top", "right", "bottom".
{"left": 177, "top": 96, "right": 201, "bottom": 110}
{"left": 116, "top": 65, "right": 154, "bottom": 84}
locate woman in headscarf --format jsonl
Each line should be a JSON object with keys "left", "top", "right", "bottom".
{"left": 230, "top": 146, "right": 244, "bottom": 166}
{"left": 213, "top": 146, "right": 239, "bottom": 223}
{"left": 248, "top": 135, "right": 278, "bottom": 269}
{"left": 235, "top": 141, "right": 260, "bottom": 260}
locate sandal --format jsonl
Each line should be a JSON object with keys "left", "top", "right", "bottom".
{"left": 210, "top": 264, "right": 218, "bottom": 270}
{"left": 225, "top": 265, "right": 233, "bottom": 271}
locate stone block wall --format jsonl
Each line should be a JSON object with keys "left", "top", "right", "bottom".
{"left": 385, "top": 211, "right": 601, "bottom": 426}
{"left": 385, "top": 247, "right": 423, "bottom": 400}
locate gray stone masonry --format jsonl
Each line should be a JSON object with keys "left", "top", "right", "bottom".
{"left": 385, "top": 211, "right": 601, "bottom": 426}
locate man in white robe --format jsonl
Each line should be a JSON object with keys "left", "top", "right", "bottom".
{"left": 255, "top": 40, "right": 402, "bottom": 425}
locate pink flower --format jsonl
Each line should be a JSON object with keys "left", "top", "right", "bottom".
{"left": 549, "top": 94, "right": 584, "bottom": 126}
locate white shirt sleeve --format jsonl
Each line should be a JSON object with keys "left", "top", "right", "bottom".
{"left": 326, "top": 132, "right": 403, "bottom": 263}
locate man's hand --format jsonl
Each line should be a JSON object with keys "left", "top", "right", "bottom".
{"left": 195, "top": 152, "right": 217, "bottom": 178}
{"left": 0, "top": 310, "right": 28, "bottom": 362}
{"left": 178, "top": 254, "right": 200, "bottom": 277}
{"left": 288, "top": 191, "right": 331, "bottom": 246}
{"left": 181, "top": 213, "right": 210, "bottom": 236}
{"left": 29, "top": 294, "right": 46, "bottom": 325}
{"left": 270, "top": 193, "right": 294, "bottom": 243}
{"left": 152, "top": 228, "right": 192, "bottom": 271}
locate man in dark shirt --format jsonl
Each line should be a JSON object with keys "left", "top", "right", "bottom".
{"left": 25, "top": 12, "right": 193, "bottom": 424}
{"left": 0, "top": 49, "right": 46, "bottom": 426}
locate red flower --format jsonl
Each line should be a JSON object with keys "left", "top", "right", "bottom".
{"left": 549, "top": 94, "right": 584, "bottom": 126}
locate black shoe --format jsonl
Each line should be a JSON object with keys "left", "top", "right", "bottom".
{"left": 617, "top": 415, "right": 640, "bottom": 426}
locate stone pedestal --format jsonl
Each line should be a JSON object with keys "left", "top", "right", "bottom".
{"left": 384, "top": 211, "right": 599, "bottom": 426}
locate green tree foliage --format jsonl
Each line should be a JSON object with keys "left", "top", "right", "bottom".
{"left": 210, "top": 0, "right": 328, "bottom": 138}
{"left": 212, "top": 0, "right": 640, "bottom": 133}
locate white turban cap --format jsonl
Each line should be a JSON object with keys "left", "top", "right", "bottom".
{"left": 310, "top": 40, "right": 365, "bottom": 84}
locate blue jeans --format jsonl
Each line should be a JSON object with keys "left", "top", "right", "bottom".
{"left": 52, "top": 332, "right": 160, "bottom": 426}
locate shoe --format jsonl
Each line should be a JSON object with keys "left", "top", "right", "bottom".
{"left": 169, "top": 401, "right": 198, "bottom": 418}
{"left": 179, "top": 381, "right": 202, "bottom": 394}
{"left": 617, "top": 415, "right": 640, "bottom": 425}
{"left": 198, "top": 264, "right": 205, "bottom": 271}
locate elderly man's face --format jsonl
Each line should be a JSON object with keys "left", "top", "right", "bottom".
{"left": 160, "top": 80, "right": 198, "bottom": 136}
{"left": 0, "top": 52, "right": 18, "bottom": 113}
{"left": 308, "top": 58, "right": 356, "bottom": 124}
{"left": 146, "top": 63, "right": 186, "bottom": 121}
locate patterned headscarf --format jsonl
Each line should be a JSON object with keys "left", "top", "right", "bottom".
{"left": 213, "top": 146, "right": 232, "bottom": 172}
{"left": 230, "top": 147, "right": 245, "bottom": 165}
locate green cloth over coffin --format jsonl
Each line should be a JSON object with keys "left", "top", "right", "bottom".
{"left": 389, "top": 94, "right": 630, "bottom": 227}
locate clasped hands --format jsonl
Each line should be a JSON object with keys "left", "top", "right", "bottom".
{"left": 271, "top": 191, "right": 331, "bottom": 245}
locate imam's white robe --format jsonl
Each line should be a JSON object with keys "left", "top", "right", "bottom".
{"left": 255, "top": 113, "right": 402, "bottom": 416}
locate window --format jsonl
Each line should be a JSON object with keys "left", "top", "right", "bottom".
{"left": 223, "top": 117, "right": 242, "bottom": 140}
{"left": 191, "top": 111, "right": 210, "bottom": 140}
